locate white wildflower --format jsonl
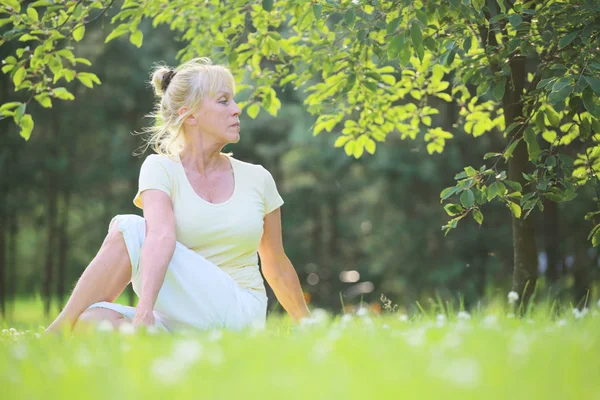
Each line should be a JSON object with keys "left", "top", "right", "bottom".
{"left": 482, "top": 315, "right": 498, "bottom": 328}
{"left": 172, "top": 339, "right": 203, "bottom": 365}
{"left": 12, "top": 343, "right": 28, "bottom": 360}
{"left": 118, "top": 322, "right": 136, "bottom": 335}
{"left": 508, "top": 291, "right": 519, "bottom": 304}
{"left": 573, "top": 308, "right": 583, "bottom": 319}
{"left": 151, "top": 358, "right": 185, "bottom": 385}
{"left": 557, "top": 319, "right": 567, "bottom": 327}
{"left": 208, "top": 329, "right": 223, "bottom": 342}
{"left": 457, "top": 311, "right": 471, "bottom": 320}
{"left": 398, "top": 314, "right": 408, "bottom": 322}
{"left": 96, "top": 320, "right": 115, "bottom": 333}
{"left": 1, "top": 60, "right": 5, "bottom": 65}
{"left": 382, "top": 324, "right": 390, "bottom": 329}
{"left": 439, "top": 358, "right": 480, "bottom": 387}
{"left": 312, "top": 308, "right": 329, "bottom": 324}
{"left": 351, "top": 0, "right": 360, "bottom": 4}
{"left": 436, "top": 314, "right": 446, "bottom": 327}
{"left": 340, "top": 314, "right": 353, "bottom": 324}
{"left": 356, "top": 307, "right": 369, "bottom": 317}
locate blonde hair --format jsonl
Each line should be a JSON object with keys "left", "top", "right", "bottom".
{"left": 137, "top": 57, "right": 236, "bottom": 157}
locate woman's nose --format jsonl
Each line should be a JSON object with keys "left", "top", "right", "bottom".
{"left": 232, "top": 101, "right": 241, "bottom": 116}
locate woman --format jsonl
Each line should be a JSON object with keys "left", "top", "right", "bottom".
{"left": 45, "top": 58, "right": 311, "bottom": 333}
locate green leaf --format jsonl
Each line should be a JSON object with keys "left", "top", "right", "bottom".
{"left": 13, "top": 67, "right": 26, "bottom": 87}
{"left": 105, "top": 24, "right": 131, "bottom": 43}
{"left": 583, "top": 87, "right": 600, "bottom": 119}
{"left": 0, "top": 102, "right": 21, "bottom": 112}
{"left": 344, "top": 9, "right": 356, "bottom": 28}
{"left": 507, "top": 14, "right": 522, "bottom": 29}
{"left": 415, "top": 9, "right": 428, "bottom": 25}
{"left": 584, "top": 76, "right": 600, "bottom": 96}
{"left": 504, "top": 180, "right": 522, "bottom": 192}
{"left": 487, "top": 182, "right": 499, "bottom": 201}
{"left": 523, "top": 128, "right": 541, "bottom": 161}
{"left": 77, "top": 75, "right": 94, "bottom": 88}
{"left": 592, "top": 226, "right": 600, "bottom": 247}
{"left": 483, "top": 152, "right": 502, "bottom": 160}
{"left": 334, "top": 135, "right": 351, "bottom": 148}
{"left": 13, "top": 103, "right": 25, "bottom": 124}
{"left": 312, "top": 4, "right": 322, "bottom": 19}
{"left": 444, "top": 203, "right": 464, "bottom": 216}
{"left": 460, "top": 189, "right": 475, "bottom": 208}
{"left": 75, "top": 57, "right": 92, "bottom": 66}
{"left": 246, "top": 103, "right": 260, "bottom": 119}
{"left": 503, "top": 137, "right": 522, "bottom": 161}
{"left": 472, "top": 0, "right": 485, "bottom": 11}
{"left": 34, "top": 94, "right": 52, "bottom": 108}
{"left": 73, "top": 25, "right": 85, "bottom": 42}
{"left": 19, "top": 114, "right": 34, "bottom": 141}
{"left": 493, "top": 81, "right": 505, "bottom": 101}
{"left": 473, "top": 209, "right": 483, "bottom": 225}
{"left": 365, "top": 138, "right": 376, "bottom": 154}
{"left": 440, "top": 186, "right": 458, "bottom": 201}
{"left": 386, "top": 17, "right": 401, "bottom": 35}
{"left": 559, "top": 31, "right": 578, "bottom": 49}
{"left": 262, "top": 0, "right": 274, "bottom": 12}
{"left": 410, "top": 22, "right": 423, "bottom": 49}
{"left": 53, "top": 87, "right": 75, "bottom": 100}
{"left": 130, "top": 30, "right": 143, "bottom": 48}
{"left": 27, "top": 7, "right": 39, "bottom": 21}
{"left": 508, "top": 202, "right": 522, "bottom": 218}
{"left": 388, "top": 34, "right": 405, "bottom": 59}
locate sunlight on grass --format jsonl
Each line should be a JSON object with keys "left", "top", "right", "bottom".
{"left": 2, "top": 297, "right": 600, "bottom": 399}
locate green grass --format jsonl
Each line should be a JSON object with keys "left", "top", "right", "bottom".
{"left": 2, "top": 297, "right": 600, "bottom": 399}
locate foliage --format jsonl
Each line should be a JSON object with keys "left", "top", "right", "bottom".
{"left": 2, "top": 0, "right": 600, "bottom": 246}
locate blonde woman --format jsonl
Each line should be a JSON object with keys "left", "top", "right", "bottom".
{"left": 45, "top": 58, "right": 311, "bottom": 333}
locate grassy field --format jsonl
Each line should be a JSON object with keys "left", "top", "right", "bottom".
{"left": 1, "top": 296, "right": 600, "bottom": 399}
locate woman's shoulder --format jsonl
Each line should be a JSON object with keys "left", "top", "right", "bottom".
{"left": 142, "top": 153, "right": 179, "bottom": 169}
{"left": 228, "top": 154, "right": 267, "bottom": 175}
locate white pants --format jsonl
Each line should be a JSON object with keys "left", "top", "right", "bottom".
{"left": 86, "top": 214, "right": 268, "bottom": 333}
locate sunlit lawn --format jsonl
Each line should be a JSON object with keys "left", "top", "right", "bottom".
{"left": 2, "top": 296, "right": 600, "bottom": 399}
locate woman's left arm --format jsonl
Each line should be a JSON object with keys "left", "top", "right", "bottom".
{"left": 258, "top": 208, "right": 311, "bottom": 323}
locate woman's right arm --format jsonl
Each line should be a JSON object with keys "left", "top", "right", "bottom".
{"left": 133, "top": 189, "right": 177, "bottom": 327}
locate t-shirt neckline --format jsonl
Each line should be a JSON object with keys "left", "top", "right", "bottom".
{"left": 175, "top": 153, "right": 237, "bottom": 207}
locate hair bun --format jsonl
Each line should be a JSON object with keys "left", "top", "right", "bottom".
{"left": 150, "top": 66, "right": 172, "bottom": 97}
{"left": 161, "top": 70, "right": 176, "bottom": 92}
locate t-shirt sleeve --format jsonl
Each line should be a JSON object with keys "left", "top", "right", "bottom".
{"left": 262, "top": 166, "right": 284, "bottom": 215}
{"left": 133, "top": 155, "right": 172, "bottom": 209}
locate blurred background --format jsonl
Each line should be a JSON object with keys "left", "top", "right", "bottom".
{"left": 1, "top": 18, "right": 598, "bottom": 323}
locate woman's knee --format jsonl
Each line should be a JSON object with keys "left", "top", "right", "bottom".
{"left": 75, "top": 307, "right": 125, "bottom": 331}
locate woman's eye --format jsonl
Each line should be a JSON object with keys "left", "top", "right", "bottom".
{"left": 219, "top": 100, "right": 228, "bottom": 104}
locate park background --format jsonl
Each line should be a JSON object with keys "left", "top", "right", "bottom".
{"left": 0, "top": 0, "right": 598, "bottom": 325}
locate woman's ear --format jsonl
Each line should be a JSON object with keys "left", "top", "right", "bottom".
{"left": 179, "top": 107, "right": 197, "bottom": 126}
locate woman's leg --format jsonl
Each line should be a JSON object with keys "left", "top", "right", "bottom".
{"left": 45, "top": 220, "right": 132, "bottom": 333}
{"left": 72, "top": 308, "right": 128, "bottom": 333}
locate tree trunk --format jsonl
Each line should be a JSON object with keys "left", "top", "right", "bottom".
{"left": 43, "top": 172, "right": 58, "bottom": 317}
{"left": 57, "top": 190, "right": 71, "bottom": 309}
{"left": 7, "top": 212, "right": 18, "bottom": 319}
{"left": 543, "top": 199, "right": 561, "bottom": 286}
{"left": 0, "top": 210, "right": 5, "bottom": 317}
{"left": 505, "top": 54, "right": 538, "bottom": 305}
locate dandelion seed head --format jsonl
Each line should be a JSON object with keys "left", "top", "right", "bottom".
{"left": 356, "top": 307, "right": 369, "bottom": 317}
{"left": 508, "top": 291, "right": 519, "bottom": 304}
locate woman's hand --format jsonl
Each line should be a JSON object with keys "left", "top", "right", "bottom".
{"left": 132, "top": 306, "right": 155, "bottom": 328}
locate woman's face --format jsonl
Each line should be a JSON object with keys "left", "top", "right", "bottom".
{"left": 187, "top": 89, "right": 241, "bottom": 145}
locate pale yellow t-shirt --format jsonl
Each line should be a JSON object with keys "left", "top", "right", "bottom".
{"left": 132, "top": 153, "right": 284, "bottom": 295}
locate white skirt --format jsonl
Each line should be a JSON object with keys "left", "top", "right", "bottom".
{"left": 86, "top": 214, "right": 268, "bottom": 333}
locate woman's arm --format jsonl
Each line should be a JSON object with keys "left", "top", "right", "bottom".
{"left": 134, "top": 189, "right": 177, "bottom": 326}
{"left": 258, "top": 208, "right": 311, "bottom": 323}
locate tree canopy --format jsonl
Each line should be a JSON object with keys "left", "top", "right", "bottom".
{"left": 2, "top": 0, "right": 600, "bottom": 300}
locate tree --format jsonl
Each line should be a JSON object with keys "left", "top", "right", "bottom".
{"left": 2, "top": 0, "right": 600, "bottom": 304}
